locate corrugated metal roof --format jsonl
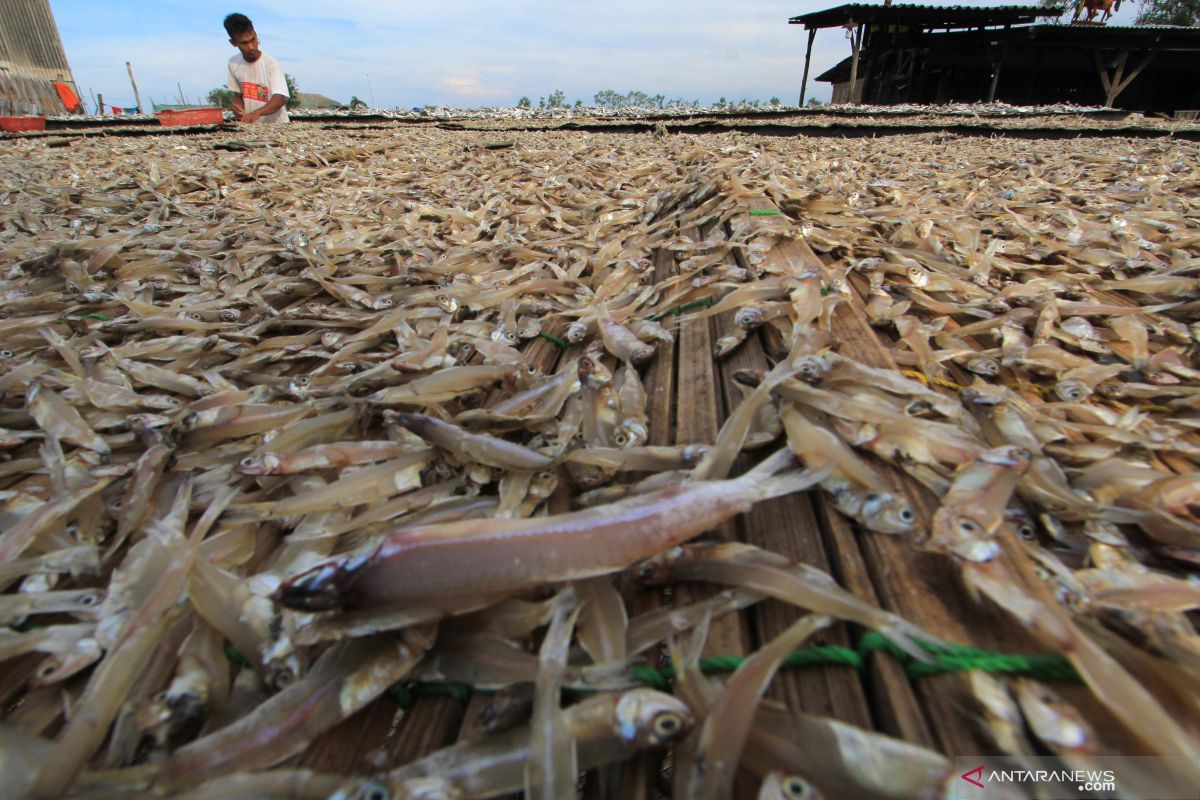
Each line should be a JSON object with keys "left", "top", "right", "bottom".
{"left": 1063, "top": 23, "right": 1200, "bottom": 29}
{"left": 791, "top": 3, "right": 1066, "bottom": 29}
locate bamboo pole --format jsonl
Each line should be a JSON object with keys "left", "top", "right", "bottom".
{"left": 126, "top": 61, "right": 142, "bottom": 113}
{"left": 799, "top": 27, "right": 817, "bottom": 107}
{"left": 847, "top": 23, "right": 863, "bottom": 105}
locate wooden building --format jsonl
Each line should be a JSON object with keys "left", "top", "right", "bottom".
{"left": 791, "top": 3, "right": 1200, "bottom": 112}
{"left": 0, "top": 0, "right": 81, "bottom": 115}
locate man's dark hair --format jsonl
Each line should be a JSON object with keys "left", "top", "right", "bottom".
{"left": 224, "top": 13, "right": 253, "bottom": 38}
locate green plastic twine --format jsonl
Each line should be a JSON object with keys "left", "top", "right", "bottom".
{"left": 228, "top": 633, "right": 1080, "bottom": 711}
{"left": 223, "top": 643, "right": 251, "bottom": 668}
{"left": 749, "top": 209, "right": 780, "bottom": 216}
{"left": 631, "top": 634, "right": 1079, "bottom": 693}
{"left": 80, "top": 313, "right": 111, "bottom": 321}
{"left": 651, "top": 297, "right": 715, "bottom": 321}
{"left": 538, "top": 331, "right": 569, "bottom": 349}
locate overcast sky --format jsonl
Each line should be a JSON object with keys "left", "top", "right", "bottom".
{"left": 49, "top": 0, "right": 1142, "bottom": 112}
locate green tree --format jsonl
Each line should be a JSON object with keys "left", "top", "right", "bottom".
{"left": 806, "top": 97, "right": 824, "bottom": 107}
{"left": 770, "top": 96, "right": 781, "bottom": 106}
{"left": 547, "top": 89, "right": 566, "bottom": 108}
{"left": 594, "top": 89, "right": 623, "bottom": 108}
{"left": 349, "top": 95, "right": 367, "bottom": 109}
{"left": 207, "top": 87, "right": 237, "bottom": 109}
{"left": 517, "top": 96, "right": 532, "bottom": 108}
{"left": 1135, "top": 0, "right": 1198, "bottom": 23}
{"left": 285, "top": 74, "right": 301, "bottom": 110}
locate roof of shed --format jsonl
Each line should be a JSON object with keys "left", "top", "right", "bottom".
{"left": 790, "top": 3, "right": 1065, "bottom": 30}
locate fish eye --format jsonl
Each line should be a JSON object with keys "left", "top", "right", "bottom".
{"left": 361, "top": 782, "right": 390, "bottom": 800}
{"left": 783, "top": 777, "right": 812, "bottom": 800}
{"left": 0, "top": 349, "right": 13, "bottom": 358}
{"left": 187, "top": 312, "right": 203, "bottom": 321}
{"left": 1018, "top": 523, "right": 1037, "bottom": 540}
{"left": 614, "top": 432, "right": 628, "bottom": 446}
{"left": 535, "top": 471, "right": 553, "bottom": 482}
{"left": 38, "top": 663, "right": 57, "bottom": 678}
{"left": 240, "top": 457, "right": 255, "bottom": 466}
{"left": 294, "top": 376, "right": 310, "bottom": 386}
{"left": 958, "top": 518, "right": 981, "bottom": 535}
{"left": 377, "top": 297, "right": 394, "bottom": 307}
{"left": 526, "top": 363, "right": 538, "bottom": 374}
{"left": 653, "top": 712, "right": 683, "bottom": 738}
{"left": 898, "top": 508, "right": 915, "bottom": 523}
{"left": 80, "top": 593, "right": 99, "bottom": 606}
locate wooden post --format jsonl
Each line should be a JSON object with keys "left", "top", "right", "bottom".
{"left": 987, "top": 47, "right": 1006, "bottom": 102}
{"left": 847, "top": 23, "right": 863, "bottom": 105}
{"left": 97, "top": 92, "right": 104, "bottom": 115}
{"left": 126, "top": 61, "right": 142, "bottom": 113}
{"left": 177, "top": 82, "right": 186, "bottom": 105}
{"left": 799, "top": 27, "right": 817, "bottom": 107}
{"left": 1092, "top": 48, "right": 1152, "bottom": 107}
{"left": 88, "top": 88, "right": 97, "bottom": 115}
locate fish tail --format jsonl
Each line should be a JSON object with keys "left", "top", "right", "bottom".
{"left": 745, "top": 447, "right": 797, "bottom": 478}
{"left": 758, "top": 465, "right": 833, "bottom": 501}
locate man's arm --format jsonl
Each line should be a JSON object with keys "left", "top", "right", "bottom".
{"left": 227, "top": 64, "right": 246, "bottom": 120}
{"left": 240, "top": 93, "right": 286, "bottom": 123}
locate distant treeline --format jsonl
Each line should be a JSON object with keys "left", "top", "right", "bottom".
{"left": 518, "top": 89, "right": 788, "bottom": 109}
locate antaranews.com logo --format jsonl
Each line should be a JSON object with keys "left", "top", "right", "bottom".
{"left": 952, "top": 757, "right": 1198, "bottom": 799}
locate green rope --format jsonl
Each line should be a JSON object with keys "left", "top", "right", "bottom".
{"left": 537, "top": 331, "right": 569, "bottom": 349}
{"left": 651, "top": 297, "right": 715, "bottom": 321}
{"left": 80, "top": 313, "right": 111, "bottom": 321}
{"left": 630, "top": 634, "right": 1080, "bottom": 692}
{"left": 856, "top": 633, "right": 1082, "bottom": 683}
{"left": 388, "top": 681, "right": 474, "bottom": 712}
{"left": 224, "top": 633, "right": 1080, "bottom": 710}
{"left": 223, "top": 643, "right": 251, "bottom": 668}
{"left": 749, "top": 209, "right": 780, "bottom": 216}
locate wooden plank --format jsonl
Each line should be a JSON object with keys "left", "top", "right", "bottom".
{"left": 809, "top": 497, "right": 939, "bottom": 747}
{"left": 674, "top": 227, "right": 749, "bottom": 660}
{"left": 386, "top": 695, "right": 469, "bottom": 764}
{"left": 706, "top": 220, "right": 875, "bottom": 730}
{"left": 588, "top": 246, "right": 677, "bottom": 800}
{"left": 742, "top": 223, "right": 1025, "bottom": 758}
{"left": 297, "top": 698, "right": 400, "bottom": 773}
{"left": 732, "top": 202, "right": 936, "bottom": 746}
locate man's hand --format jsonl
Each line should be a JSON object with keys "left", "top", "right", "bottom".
{"left": 239, "top": 108, "right": 262, "bottom": 123}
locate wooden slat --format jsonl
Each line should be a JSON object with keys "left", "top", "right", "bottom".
{"left": 674, "top": 227, "right": 749, "bottom": 660}
{"left": 298, "top": 698, "right": 400, "bottom": 773}
{"left": 706, "top": 221, "right": 875, "bottom": 730}
{"left": 741, "top": 216, "right": 1027, "bottom": 757}
{"left": 387, "top": 695, "right": 469, "bottom": 764}
{"left": 587, "top": 246, "right": 677, "bottom": 800}
{"left": 820, "top": 252, "right": 1036, "bottom": 757}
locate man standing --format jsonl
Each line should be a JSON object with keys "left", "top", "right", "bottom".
{"left": 224, "top": 13, "right": 290, "bottom": 124}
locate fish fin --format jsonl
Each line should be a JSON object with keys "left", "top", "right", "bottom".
{"left": 745, "top": 447, "right": 797, "bottom": 478}
{"left": 758, "top": 465, "right": 833, "bottom": 501}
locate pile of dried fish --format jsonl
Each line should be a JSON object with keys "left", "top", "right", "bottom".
{"left": 1, "top": 124, "right": 1199, "bottom": 799}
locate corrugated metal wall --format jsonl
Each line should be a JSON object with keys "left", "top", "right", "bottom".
{"left": 0, "top": 0, "right": 79, "bottom": 115}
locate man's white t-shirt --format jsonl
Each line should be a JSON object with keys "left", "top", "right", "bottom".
{"left": 227, "top": 52, "right": 290, "bottom": 123}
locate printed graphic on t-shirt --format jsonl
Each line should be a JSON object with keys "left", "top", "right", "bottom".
{"left": 242, "top": 82, "right": 269, "bottom": 102}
